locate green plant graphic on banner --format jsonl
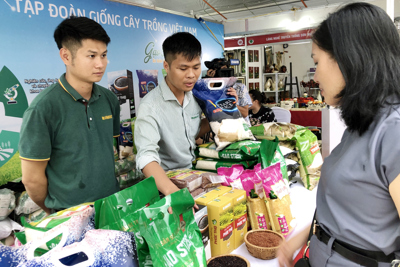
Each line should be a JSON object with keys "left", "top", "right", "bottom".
{"left": 0, "top": 66, "right": 29, "bottom": 185}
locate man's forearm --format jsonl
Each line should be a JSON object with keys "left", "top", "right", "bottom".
{"left": 21, "top": 159, "right": 51, "bottom": 214}
{"left": 142, "top": 161, "right": 180, "bottom": 196}
{"left": 196, "top": 118, "right": 210, "bottom": 139}
{"left": 23, "top": 176, "right": 50, "bottom": 214}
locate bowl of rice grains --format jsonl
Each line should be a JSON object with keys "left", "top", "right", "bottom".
{"left": 207, "top": 254, "right": 250, "bottom": 267}
{"left": 244, "top": 229, "right": 284, "bottom": 260}
{"left": 114, "top": 76, "right": 129, "bottom": 91}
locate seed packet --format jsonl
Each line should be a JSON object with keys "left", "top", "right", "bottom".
{"left": 294, "top": 128, "right": 323, "bottom": 190}
{"left": 192, "top": 77, "right": 255, "bottom": 151}
{"left": 132, "top": 188, "right": 206, "bottom": 267}
{"left": 195, "top": 140, "right": 261, "bottom": 160}
{"left": 257, "top": 163, "right": 296, "bottom": 237}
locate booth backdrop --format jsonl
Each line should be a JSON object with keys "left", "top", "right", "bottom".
{"left": 0, "top": 0, "right": 224, "bottom": 185}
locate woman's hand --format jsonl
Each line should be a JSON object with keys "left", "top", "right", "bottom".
{"left": 277, "top": 225, "right": 310, "bottom": 266}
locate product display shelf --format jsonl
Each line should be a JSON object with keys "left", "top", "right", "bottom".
{"left": 262, "top": 73, "right": 289, "bottom": 103}
{"left": 205, "top": 177, "right": 317, "bottom": 266}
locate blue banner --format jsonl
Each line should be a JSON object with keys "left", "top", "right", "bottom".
{"left": 0, "top": 0, "right": 224, "bottom": 184}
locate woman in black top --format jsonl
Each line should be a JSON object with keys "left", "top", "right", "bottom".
{"left": 248, "top": 90, "right": 276, "bottom": 126}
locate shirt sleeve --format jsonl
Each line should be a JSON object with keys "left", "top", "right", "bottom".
{"left": 19, "top": 107, "right": 51, "bottom": 161}
{"left": 134, "top": 102, "right": 161, "bottom": 171}
{"left": 379, "top": 117, "right": 400, "bottom": 186}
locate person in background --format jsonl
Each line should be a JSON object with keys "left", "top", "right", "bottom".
{"left": 205, "top": 58, "right": 252, "bottom": 125}
{"left": 19, "top": 17, "right": 120, "bottom": 214}
{"left": 134, "top": 32, "right": 209, "bottom": 197}
{"left": 248, "top": 89, "right": 276, "bottom": 126}
{"left": 278, "top": 3, "right": 400, "bottom": 266}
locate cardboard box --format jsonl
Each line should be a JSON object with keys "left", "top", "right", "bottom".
{"left": 224, "top": 189, "right": 247, "bottom": 249}
{"left": 207, "top": 195, "right": 234, "bottom": 257}
{"left": 194, "top": 186, "right": 231, "bottom": 206}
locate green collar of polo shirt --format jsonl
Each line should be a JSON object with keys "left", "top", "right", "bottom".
{"left": 58, "top": 74, "right": 101, "bottom": 103}
{"left": 160, "top": 78, "right": 191, "bottom": 108}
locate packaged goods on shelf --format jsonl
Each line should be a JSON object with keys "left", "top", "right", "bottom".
{"left": 195, "top": 186, "right": 232, "bottom": 206}
{"left": 196, "top": 140, "right": 261, "bottom": 161}
{"left": 224, "top": 189, "right": 248, "bottom": 249}
{"left": 207, "top": 195, "right": 235, "bottom": 257}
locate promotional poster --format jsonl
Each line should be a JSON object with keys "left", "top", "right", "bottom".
{"left": 0, "top": 0, "right": 224, "bottom": 185}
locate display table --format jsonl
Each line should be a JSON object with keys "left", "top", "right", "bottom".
{"left": 205, "top": 177, "right": 317, "bottom": 266}
{"left": 289, "top": 109, "right": 322, "bottom": 127}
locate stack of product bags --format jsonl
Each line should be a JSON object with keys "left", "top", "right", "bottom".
{"left": 250, "top": 122, "right": 323, "bottom": 190}
{"left": 215, "top": 139, "right": 297, "bottom": 238}
{"left": 115, "top": 118, "right": 144, "bottom": 190}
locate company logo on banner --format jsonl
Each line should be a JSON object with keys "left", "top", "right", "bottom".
{"left": 225, "top": 29, "right": 313, "bottom": 48}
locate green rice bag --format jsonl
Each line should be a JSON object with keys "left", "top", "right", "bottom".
{"left": 195, "top": 140, "right": 261, "bottom": 160}
{"left": 194, "top": 157, "right": 257, "bottom": 171}
{"left": 132, "top": 188, "right": 206, "bottom": 267}
{"left": 294, "top": 128, "right": 322, "bottom": 190}
{"left": 259, "top": 138, "right": 289, "bottom": 184}
{"left": 94, "top": 177, "right": 160, "bottom": 267}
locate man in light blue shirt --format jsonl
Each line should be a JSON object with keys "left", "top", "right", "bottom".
{"left": 134, "top": 32, "right": 209, "bottom": 196}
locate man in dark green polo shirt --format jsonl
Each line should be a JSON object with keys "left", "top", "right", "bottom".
{"left": 19, "top": 16, "right": 120, "bottom": 214}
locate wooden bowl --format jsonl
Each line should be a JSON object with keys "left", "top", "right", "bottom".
{"left": 207, "top": 254, "right": 250, "bottom": 267}
{"left": 244, "top": 229, "right": 284, "bottom": 260}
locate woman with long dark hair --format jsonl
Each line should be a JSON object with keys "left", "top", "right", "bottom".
{"left": 248, "top": 89, "right": 276, "bottom": 126}
{"left": 278, "top": 3, "right": 400, "bottom": 266}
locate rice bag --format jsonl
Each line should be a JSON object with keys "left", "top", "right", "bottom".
{"left": 246, "top": 197, "right": 271, "bottom": 230}
{"left": 0, "top": 218, "right": 23, "bottom": 240}
{"left": 196, "top": 140, "right": 261, "bottom": 161}
{"left": 294, "top": 128, "right": 323, "bottom": 190}
{"left": 192, "top": 77, "right": 255, "bottom": 151}
{"left": 195, "top": 158, "right": 257, "bottom": 172}
{"left": 259, "top": 139, "right": 289, "bottom": 184}
{"left": 257, "top": 163, "right": 296, "bottom": 237}
{"left": 15, "top": 204, "right": 95, "bottom": 257}
{"left": 14, "top": 191, "right": 41, "bottom": 216}
{"left": 0, "top": 188, "right": 16, "bottom": 220}
{"left": 131, "top": 188, "right": 206, "bottom": 267}
{"left": 251, "top": 122, "right": 304, "bottom": 140}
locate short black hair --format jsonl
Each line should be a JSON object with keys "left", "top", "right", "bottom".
{"left": 249, "top": 89, "right": 265, "bottom": 103}
{"left": 162, "top": 32, "right": 201, "bottom": 64}
{"left": 54, "top": 16, "right": 110, "bottom": 53}
{"left": 312, "top": 2, "right": 400, "bottom": 135}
